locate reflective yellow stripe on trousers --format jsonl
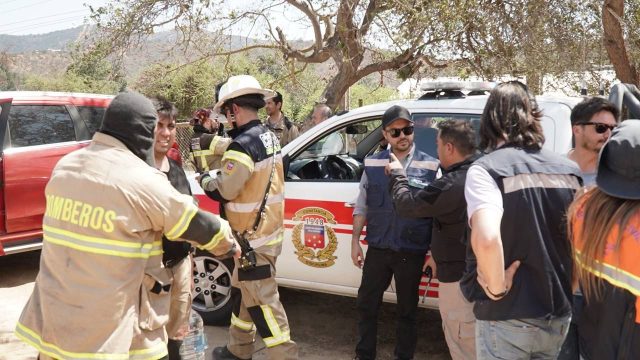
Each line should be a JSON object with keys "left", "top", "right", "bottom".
{"left": 43, "top": 225, "right": 162, "bottom": 259}
{"left": 15, "top": 322, "right": 168, "bottom": 360}
{"left": 231, "top": 313, "right": 255, "bottom": 331}
{"left": 260, "top": 305, "right": 291, "bottom": 347}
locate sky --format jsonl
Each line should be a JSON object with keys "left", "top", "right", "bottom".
{"left": 0, "top": 0, "right": 315, "bottom": 40}
{"left": 0, "top": 0, "right": 108, "bottom": 35}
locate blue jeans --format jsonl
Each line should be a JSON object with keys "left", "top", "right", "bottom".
{"left": 476, "top": 315, "right": 571, "bottom": 360}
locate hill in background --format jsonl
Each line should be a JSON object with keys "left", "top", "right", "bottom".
{"left": 0, "top": 26, "right": 401, "bottom": 91}
{"left": 0, "top": 27, "right": 85, "bottom": 53}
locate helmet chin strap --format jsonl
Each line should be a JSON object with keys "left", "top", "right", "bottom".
{"left": 229, "top": 111, "right": 238, "bottom": 129}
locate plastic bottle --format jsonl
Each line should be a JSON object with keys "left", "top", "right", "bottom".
{"left": 179, "top": 310, "right": 207, "bottom": 360}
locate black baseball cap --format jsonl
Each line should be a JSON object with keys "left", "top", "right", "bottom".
{"left": 597, "top": 119, "right": 640, "bottom": 199}
{"left": 382, "top": 105, "right": 412, "bottom": 129}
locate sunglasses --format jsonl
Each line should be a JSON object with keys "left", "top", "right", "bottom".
{"left": 386, "top": 126, "right": 414, "bottom": 138}
{"left": 579, "top": 122, "right": 616, "bottom": 134}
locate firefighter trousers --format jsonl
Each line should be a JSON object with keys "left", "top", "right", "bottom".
{"left": 227, "top": 253, "right": 298, "bottom": 359}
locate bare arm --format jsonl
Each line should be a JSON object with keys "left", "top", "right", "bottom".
{"left": 470, "top": 208, "right": 520, "bottom": 300}
{"left": 470, "top": 208, "right": 505, "bottom": 293}
{"left": 351, "top": 214, "right": 366, "bottom": 268}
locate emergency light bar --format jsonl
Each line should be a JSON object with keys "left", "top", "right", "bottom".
{"left": 419, "top": 81, "right": 496, "bottom": 92}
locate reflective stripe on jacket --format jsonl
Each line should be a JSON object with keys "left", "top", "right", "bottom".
{"left": 15, "top": 133, "right": 233, "bottom": 360}
{"left": 203, "top": 120, "right": 285, "bottom": 256}
{"left": 462, "top": 146, "right": 581, "bottom": 321}
{"left": 190, "top": 133, "right": 232, "bottom": 172}
{"left": 571, "top": 193, "right": 640, "bottom": 360}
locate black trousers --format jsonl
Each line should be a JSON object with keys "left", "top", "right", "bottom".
{"left": 355, "top": 247, "right": 425, "bottom": 360}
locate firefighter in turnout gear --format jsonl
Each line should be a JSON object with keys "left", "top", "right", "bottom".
{"left": 198, "top": 75, "right": 298, "bottom": 360}
{"left": 189, "top": 108, "right": 231, "bottom": 173}
{"left": 15, "top": 91, "right": 240, "bottom": 360}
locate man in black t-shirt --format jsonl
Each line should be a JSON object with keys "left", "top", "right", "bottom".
{"left": 153, "top": 97, "right": 194, "bottom": 360}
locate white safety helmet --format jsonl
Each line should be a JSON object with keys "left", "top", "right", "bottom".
{"left": 214, "top": 75, "right": 275, "bottom": 113}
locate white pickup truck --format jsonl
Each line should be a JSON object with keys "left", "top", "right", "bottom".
{"left": 188, "top": 82, "right": 581, "bottom": 324}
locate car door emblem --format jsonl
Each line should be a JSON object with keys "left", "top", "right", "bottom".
{"left": 291, "top": 207, "right": 338, "bottom": 268}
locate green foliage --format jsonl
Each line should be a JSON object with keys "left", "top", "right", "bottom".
{"left": 131, "top": 52, "right": 334, "bottom": 123}
{"left": 132, "top": 61, "right": 218, "bottom": 118}
{"left": 0, "top": 64, "right": 17, "bottom": 91}
{"left": 21, "top": 72, "right": 121, "bottom": 94}
{"left": 348, "top": 82, "right": 397, "bottom": 109}
{"left": 0, "top": 52, "right": 17, "bottom": 91}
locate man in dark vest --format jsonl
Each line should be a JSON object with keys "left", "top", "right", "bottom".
{"left": 462, "top": 81, "right": 581, "bottom": 358}
{"left": 351, "top": 105, "right": 439, "bottom": 360}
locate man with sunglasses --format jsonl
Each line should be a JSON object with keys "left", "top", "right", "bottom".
{"left": 568, "top": 97, "right": 619, "bottom": 186}
{"left": 351, "top": 105, "right": 439, "bottom": 360}
{"left": 559, "top": 97, "right": 619, "bottom": 360}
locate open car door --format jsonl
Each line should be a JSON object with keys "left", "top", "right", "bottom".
{"left": 0, "top": 98, "right": 11, "bottom": 255}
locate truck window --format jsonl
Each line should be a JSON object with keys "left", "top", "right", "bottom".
{"left": 8, "top": 105, "right": 76, "bottom": 148}
{"left": 411, "top": 113, "right": 481, "bottom": 158}
{"left": 287, "top": 119, "right": 381, "bottom": 182}
{"left": 76, "top": 106, "right": 106, "bottom": 136}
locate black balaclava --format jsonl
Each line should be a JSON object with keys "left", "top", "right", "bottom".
{"left": 99, "top": 91, "right": 157, "bottom": 166}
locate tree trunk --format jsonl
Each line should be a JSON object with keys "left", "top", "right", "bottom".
{"left": 526, "top": 72, "right": 543, "bottom": 95}
{"left": 603, "top": 0, "right": 639, "bottom": 85}
{"left": 322, "top": 68, "right": 356, "bottom": 111}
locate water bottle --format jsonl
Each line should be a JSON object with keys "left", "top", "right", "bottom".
{"left": 179, "top": 310, "right": 207, "bottom": 360}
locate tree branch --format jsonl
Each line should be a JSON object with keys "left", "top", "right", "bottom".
{"left": 275, "top": 26, "right": 332, "bottom": 63}
{"left": 284, "top": 0, "right": 324, "bottom": 54}
{"left": 602, "top": 0, "right": 638, "bottom": 85}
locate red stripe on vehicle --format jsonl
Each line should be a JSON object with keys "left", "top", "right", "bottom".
{"left": 418, "top": 290, "right": 439, "bottom": 298}
{"left": 194, "top": 194, "right": 220, "bottom": 214}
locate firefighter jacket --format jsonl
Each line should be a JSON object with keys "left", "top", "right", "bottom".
{"left": 265, "top": 114, "right": 299, "bottom": 147}
{"left": 389, "top": 154, "right": 480, "bottom": 282}
{"left": 460, "top": 146, "right": 581, "bottom": 321}
{"left": 190, "top": 131, "right": 232, "bottom": 173}
{"left": 200, "top": 119, "right": 284, "bottom": 257}
{"left": 363, "top": 149, "right": 438, "bottom": 253}
{"left": 572, "top": 193, "right": 640, "bottom": 360}
{"left": 15, "top": 132, "right": 236, "bottom": 360}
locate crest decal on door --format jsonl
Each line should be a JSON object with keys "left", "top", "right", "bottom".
{"left": 291, "top": 207, "right": 338, "bottom": 268}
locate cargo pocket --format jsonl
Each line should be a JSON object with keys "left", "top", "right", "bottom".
{"left": 447, "top": 301, "right": 476, "bottom": 341}
{"left": 139, "top": 269, "right": 173, "bottom": 331}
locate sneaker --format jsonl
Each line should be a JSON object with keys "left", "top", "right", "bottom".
{"left": 212, "top": 346, "right": 252, "bottom": 360}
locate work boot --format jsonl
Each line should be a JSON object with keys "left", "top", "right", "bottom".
{"left": 167, "top": 339, "right": 182, "bottom": 360}
{"left": 212, "top": 346, "right": 251, "bottom": 360}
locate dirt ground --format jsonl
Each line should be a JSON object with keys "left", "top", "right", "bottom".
{"left": 0, "top": 251, "right": 451, "bottom": 360}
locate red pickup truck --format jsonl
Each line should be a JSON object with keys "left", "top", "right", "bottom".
{"left": 0, "top": 92, "right": 113, "bottom": 256}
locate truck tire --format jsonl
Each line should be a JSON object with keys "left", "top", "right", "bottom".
{"left": 191, "top": 250, "right": 235, "bottom": 326}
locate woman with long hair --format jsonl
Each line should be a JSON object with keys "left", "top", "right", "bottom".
{"left": 567, "top": 119, "right": 640, "bottom": 360}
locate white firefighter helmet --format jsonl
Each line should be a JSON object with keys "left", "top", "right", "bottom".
{"left": 214, "top": 75, "right": 275, "bottom": 112}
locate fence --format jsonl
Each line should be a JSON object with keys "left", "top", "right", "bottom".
{"left": 175, "top": 122, "right": 196, "bottom": 172}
